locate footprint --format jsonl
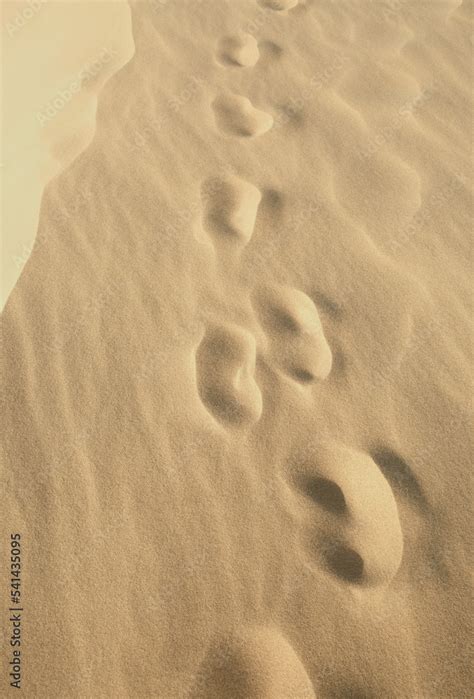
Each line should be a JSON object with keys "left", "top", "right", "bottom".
{"left": 212, "top": 94, "right": 273, "bottom": 138}
{"left": 202, "top": 176, "right": 262, "bottom": 245}
{"left": 217, "top": 33, "right": 260, "bottom": 67}
{"left": 291, "top": 443, "right": 404, "bottom": 587}
{"left": 254, "top": 286, "right": 333, "bottom": 382}
{"left": 190, "top": 626, "right": 316, "bottom": 698}
{"left": 258, "top": 0, "right": 299, "bottom": 10}
{"left": 196, "top": 325, "right": 262, "bottom": 427}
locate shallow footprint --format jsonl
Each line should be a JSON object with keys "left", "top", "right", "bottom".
{"left": 196, "top": 325, "right": 262, "bottom": 427}
{"left": 190, "top": 626, "right": 316, "bottom": 698}
{"left": 217, "top": 33, "right": 260, "bottom": 67}
{"left": 254, "top": 286, "right": 333, "bottom": 382}
{"left": 212, "top": 94, "right": 273, "bottom": 138}
{"left": 258, "top": 0, "right": 299, "bottom": 10}
{"left": 291, "top": 443, "right": 404, "bottom": 587}
{"left": 202, "top": 176, "right": 262, "bottom": 245}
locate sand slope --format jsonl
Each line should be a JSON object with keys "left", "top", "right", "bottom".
{"left": 2, "top": 0, "right": 473, "bottom": 697}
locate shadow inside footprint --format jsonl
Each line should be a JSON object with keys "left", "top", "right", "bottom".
{"left": 325, "top": 545, "right": 365, "bottom": 584}
{"left": 297, "top": 476, "right": 347, "bottom": 515}
{"left": 266, "top": 304, "right": 301, "bottom": 333}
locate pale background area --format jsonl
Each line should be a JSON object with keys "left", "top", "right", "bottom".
{"left": 1, "top": 0, "right": 135, "bottom": 309}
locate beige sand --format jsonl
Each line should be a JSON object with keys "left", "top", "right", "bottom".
{"left": 2, "top": 0, "right": 473, "bottom": 697}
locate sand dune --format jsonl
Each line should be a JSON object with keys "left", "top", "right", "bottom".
{"left": 2, "top": 0, "right": 473, "bottom": 697}
{"left": 1, "top": 0, "right": 135, "bottom": 310}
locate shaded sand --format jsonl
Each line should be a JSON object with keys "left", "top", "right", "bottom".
{"left": 2, "top": 0, "right": 473, "bottom": 697}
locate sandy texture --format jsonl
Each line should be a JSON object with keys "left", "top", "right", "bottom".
{"left": 2, "top": 0, "right": 473, "bottom": 697}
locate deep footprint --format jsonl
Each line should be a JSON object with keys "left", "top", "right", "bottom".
{"left": 217, "top": 33, "right": 260, "bottom": 67}
{"left": 254, "top": 286, "right": 333, "bottom": 382}
{"left": 202, "top": 176, "right": 262, "bottom": 245}
{"left": 292, "top": 443, "right": 404, "bottom": 587}
{"left": 196, "top": 324, "right": 262, "bottom": 427}
{"left": 190, "top": 626, "right": 316, "bottom": 698}
{"left": 212, "top": 94, "right": 273, "bottom": 138}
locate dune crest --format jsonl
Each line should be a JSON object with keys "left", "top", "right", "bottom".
{"left": 1, "top": 0, "right": 135, "bottom": 310}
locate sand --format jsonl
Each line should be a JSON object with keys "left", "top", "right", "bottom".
{"left": 1, "top": 0, "right": 473, "bottom": 697}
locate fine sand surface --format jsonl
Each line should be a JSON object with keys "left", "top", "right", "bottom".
{"left": 2, "top": 0, "right": 473, "bottom": 697}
